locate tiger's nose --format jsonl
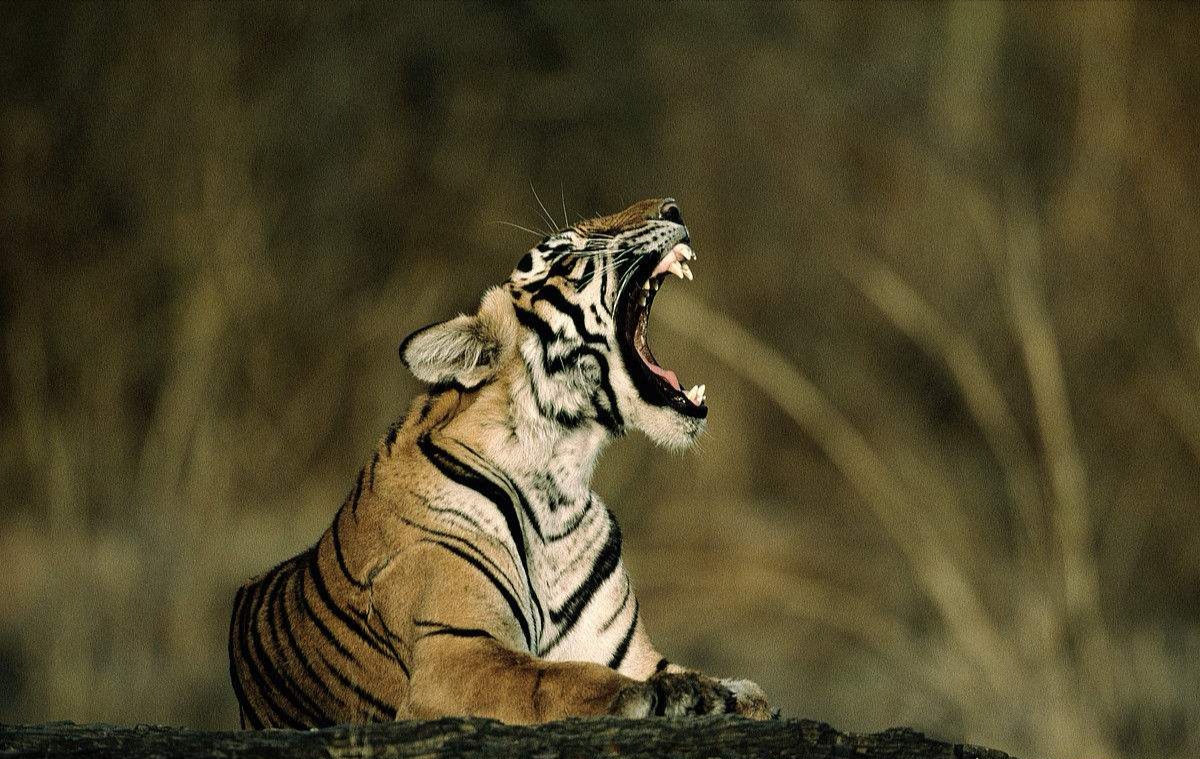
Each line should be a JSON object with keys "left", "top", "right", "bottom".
{"left": 658, "top": 199, "right": 683, "bottom": 225}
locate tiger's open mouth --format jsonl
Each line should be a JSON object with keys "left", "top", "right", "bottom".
{"left": 616, "top": 242, "right": 707, "bottom": 419}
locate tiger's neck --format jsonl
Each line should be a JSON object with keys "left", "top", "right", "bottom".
{"left": 432, "top": 361, "right": 613, "bottom": 528}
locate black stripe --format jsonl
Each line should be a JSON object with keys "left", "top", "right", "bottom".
{"left": 548, "top": 519, "right": 622, "bottom": 632}
{"left": 312, "top": 646, "right": 395, "bottom": 720}
{"left": 546, "top": 497, "right": 595, "bottom": 542}
{"left": 368, "top": 451, "right": 380, "bottom": 490}
{"left": 454, "top": 439, "right": 544, "bottom": 540}
{"left": 295, "top": 560, "right": 359, "bottom": 663}
{"left": 512, "top": 308, "right": 623, "bottom": 431}
{"left": 259, "top": 569, "right": 335, "bottom": 725}
{"left": 572, "top": 346, "right": 623, "bottom": 431}
{"left": 547, "top": 252, "right": 576, "bottom": 278}
{"left": 238, "top": 575, "right": 299, "bottom": 728}
{"left": 307, "top": 549, "right": 394, "bottom": 660}
{"left": 384, "top": 423, "right": 400, "bottom": 453}
{"left": 228, "top": 586, "right": 265, "bottom": 730}
{"left": 238, "top": 575, "right": 304, "bottom": 728}
{"left": 655, "top": 657, "right": 671, "bottom": 674}
{"left": 514, "top": 306, "right": 561, "bottom": 358}
{"left": 420, "top": 434, "right": 546, "bottom": 638}
{"left": 331, "top": 510, "right": 370, "bottom": 590}
{"left": 514, "top": 309, "right": 623, "bottom": 431}
{"left": 545, "top": 345, "right": 625, "bottom": 432}
{"left": 420, "top": 628, "right": 495, "bottom": 640}
{"left": 525, "top": 365, "right": 587, "bottom": 428}
{"left": 424, "top": 539, "right": 532, "bottom": 649}
{"left": 368, "top": 609, "right": 412, "bottom": 678}
{"left": 395, "top": 510, "right": 524, "bottom": 603}
{"left": 425, "top": 501, "right": 490, "bottom": 535}
{"left": 598, "top": 254, "right": 611, "bottom": 313}
{"left": 418, "top": 434, "right": 537, "bottom": 568}
{"left": 532, "top": 284, "right": 606, "bottom": 345}
{"left": 277, "top": 572, "right": 348, "bottom": 712}
{"left": 608, "top": 600, "right": 639, "bottom": 670}
{"left": 348, "top": 602, "right": 408, "bottom": 672}
{"left": 263, "top": 569, "right": 334, "bottom": 722}
{"left": 415, "top": 619, "right": 497, "bottom": 641}
{"left": 374, "top": 609, "right": 413, "bottom": 658}
{"left": 598, "top": 577, "right": 631, "bottom": 633}
{"left": 580, "top": 257, "right": 595, "bottom": 284}
{"left": 349, "top": 467, "right": 366, "bottom": 517}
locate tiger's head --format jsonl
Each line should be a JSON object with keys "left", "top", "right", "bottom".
{"left": 400, "top": 198, "right": 706, "bottom": 449}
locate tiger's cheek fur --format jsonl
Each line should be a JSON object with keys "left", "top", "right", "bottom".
{"left": 604, "top": 351, "right": 707, "bottom": 450}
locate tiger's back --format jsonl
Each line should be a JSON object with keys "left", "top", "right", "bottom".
{"left": 230, "top": 392, "right": 476, "bottom": 726}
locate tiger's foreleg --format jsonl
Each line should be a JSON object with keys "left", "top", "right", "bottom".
{"left": 377, "top": 541, "right": 771, "bottom": 723}
{"left": 404, "top": 634, "right": 770, "bottom": 722}
{"left": 406, "top": 634, "right": 627, "bottom": 722}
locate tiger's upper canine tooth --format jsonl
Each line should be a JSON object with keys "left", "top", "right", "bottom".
{"left": 668, "top": 261, "right": 685, "bottom": 279}
{"left": 680, "top": 263, "right": 693, "bottom": 280}
{"left": 674, "top": 243, "right": 695, "bottom": 261}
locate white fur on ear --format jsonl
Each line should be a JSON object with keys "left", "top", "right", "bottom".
{"left": 399, "top": 287, "right": 517, "bottom": 388}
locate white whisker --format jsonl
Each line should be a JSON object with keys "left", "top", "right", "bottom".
{"left": 496, "top": 220, "right": 548, "bottom": 239}
{"left": 530, "top": 183, "right": 561, "bottom": 234}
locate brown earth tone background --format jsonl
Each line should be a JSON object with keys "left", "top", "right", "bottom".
{"left": 1, "top": 3, "right": 1198, "bottom": 759}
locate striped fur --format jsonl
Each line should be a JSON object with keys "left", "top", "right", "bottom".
{"left": 229, "top": 198, "right": 771, "bottom": 726}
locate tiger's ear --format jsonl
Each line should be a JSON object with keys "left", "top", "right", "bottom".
{"left": 399, "top": 288, "right": 516, "bottom": 388}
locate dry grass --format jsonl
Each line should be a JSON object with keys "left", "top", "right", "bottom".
{"left": 2, "top": 3, "right": 1198, "bottom": 758}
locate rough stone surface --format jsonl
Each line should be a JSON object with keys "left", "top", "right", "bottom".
{"left": 0, "top": 717, "right": 1018, "bottom": 759}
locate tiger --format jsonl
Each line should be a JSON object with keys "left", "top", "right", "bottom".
{"left": 228, "top": 197, "right": 773, "bottom": 727}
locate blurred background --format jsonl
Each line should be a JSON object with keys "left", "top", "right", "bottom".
{"left": 1, "top": 2, "right": 1198, "bottom": 758}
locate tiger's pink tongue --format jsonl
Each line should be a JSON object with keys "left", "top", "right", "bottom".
{"left": 646, "top": 363, "right": 681, "bottom": 391}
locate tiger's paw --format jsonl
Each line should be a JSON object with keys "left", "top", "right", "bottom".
{"left": 717, "top": 678, "right": 772, "bottom": 720}
{"left": 610, "top": 672, "right": 771, "bottom": 719}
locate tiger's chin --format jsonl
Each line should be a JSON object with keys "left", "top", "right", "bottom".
{"left": 626, "top": 401, "right": 707, "bottom": 451}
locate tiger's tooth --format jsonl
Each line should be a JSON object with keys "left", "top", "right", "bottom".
{"left": 668, "top": 261, "right": 685, "bottom": 279}
{"left": 697, "top": 384, "right": 706, "bottom": 403}
{"left": 643, "top": 279, "right": 652, "bottom": 291}
{"left": 677, "top": 244, "right": 695, "bottom": 261}
{"left": 680, "top": 263, "right": 693, "bottom": 280}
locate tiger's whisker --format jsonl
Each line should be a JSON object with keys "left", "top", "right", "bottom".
{"left": 496, "top": 221, "right": 548, "bottom": 239}
{"left": 530, "top": 183, "right": 561, "bottom": 235}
